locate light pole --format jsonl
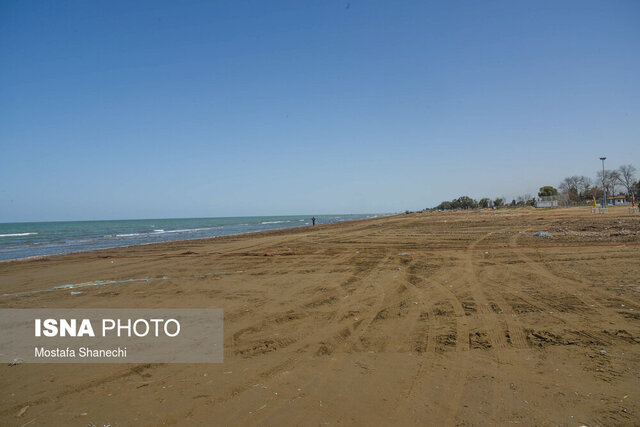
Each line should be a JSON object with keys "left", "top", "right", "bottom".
{"left": 600, "top": 157, "right": 607, "bottom": 208}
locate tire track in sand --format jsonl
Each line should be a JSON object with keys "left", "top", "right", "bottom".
{"left": 509, "top": 231, "right": 628, "bottom": 324}
{"left": 463, "top": 232, "right": 509, "bottom": 350}
{"left": 467, "top": 234, "right": 529, "bottom": 349}
{"left": 389, "top": 254, "right": 448, "bottom": 421}
{"left": 217, "top": 254, "right": 395, "bottom": 425}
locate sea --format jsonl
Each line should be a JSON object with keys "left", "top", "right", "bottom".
{"left": 0, "top": 214, "right": 382, "bottom": 261}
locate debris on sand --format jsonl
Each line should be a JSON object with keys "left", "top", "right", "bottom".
{"left": 17, "top": 405, "right": 29, "bottom": 417}
{"left": 532, "top": 231, "right": 553, "bottom": 238}
{"left": 397, "top": 252, "right": 409, "bottom": 256}
{"left": 8, "top": 358, "right": 23, "bottom": 366}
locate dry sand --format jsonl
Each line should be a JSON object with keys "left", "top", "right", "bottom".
{"left": 1, "top": 207, "right": 639, "bottom": 426}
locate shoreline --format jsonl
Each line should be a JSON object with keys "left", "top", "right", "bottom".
{"left": 0, "top": 213, "right": 396, "bottom": 264}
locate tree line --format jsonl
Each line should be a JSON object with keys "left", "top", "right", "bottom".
{"left": 558, "top": 164, "right": 638, "bottom": 202}
{"left": 435, "top": 196, "right": 505, "bottom": 211}
{"left": 432, "top": 163, "right": 637, "bottom": 210}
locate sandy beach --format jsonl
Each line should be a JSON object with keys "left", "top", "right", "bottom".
{"left": 1, "top": 207, "right": 638, "bottom": 426}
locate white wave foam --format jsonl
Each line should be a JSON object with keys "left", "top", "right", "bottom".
{"left": 154, "top": 227, "right": 212, "bottom": 234}
{"left": 0, "top": 232, "right": 38, "bottom": 237}
{"left": 112, "top": 227, "right": 213, "bottom": 238}
{"left": 261, "top": 221, "right": 289, "bottom": 224}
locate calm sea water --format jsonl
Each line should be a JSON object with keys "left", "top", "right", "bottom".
{"left": 0, "top": 214, "right": 381, "bottom": 261}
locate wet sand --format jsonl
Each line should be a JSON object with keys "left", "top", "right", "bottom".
{"left": 1, "top": 207, "right": 639, "bottom": 425}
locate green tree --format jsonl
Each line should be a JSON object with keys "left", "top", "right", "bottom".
{"left": 436, "top": 201, "right": 453, "bottom": 210}
{"left": 516, "top": 194, "right": 534, "bottom": 206}
{"left": 538, "top": 186, "right": 558, "bottom": 197}
{"left": 452, "top": 196, "right": 477, "bottom": 210}
{"left": 478, "top": 198, "right": 491, "bottom": 208}
{"left": 493, "top": 198, "right": 504, "bottom": 208}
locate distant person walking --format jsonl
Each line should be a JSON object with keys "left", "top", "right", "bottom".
{"left": 311, "top": 217, "right": 316, "bottom": 226}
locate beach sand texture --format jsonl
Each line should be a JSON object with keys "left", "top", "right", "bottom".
{"left": 1, "top": 207, "right": 639, "bottom": 426}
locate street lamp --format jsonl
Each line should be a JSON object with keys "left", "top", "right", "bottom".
{"left": 600, "top": 157, "right": 606, "bottom": 208}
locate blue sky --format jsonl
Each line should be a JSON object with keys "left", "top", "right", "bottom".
{"left": 1, "top": 1, "right": 638, "bottom": 221}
